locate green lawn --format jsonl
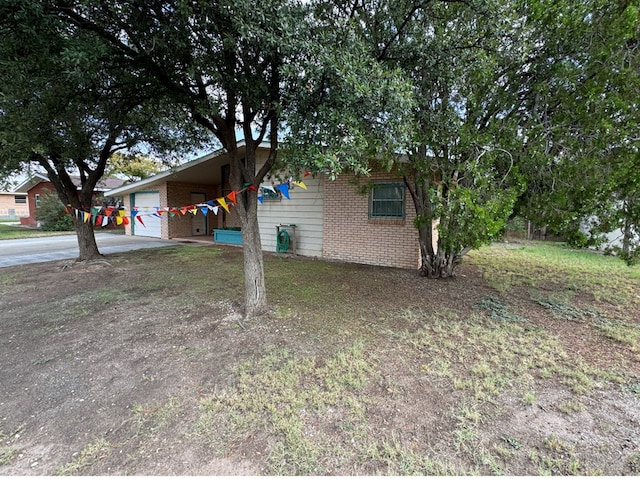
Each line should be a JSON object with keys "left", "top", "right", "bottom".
{"left": 0, "top": 223, "right": 74, "bottom": 240}
{"left": 0, "top": 223, "right": 125, "bottom": 239}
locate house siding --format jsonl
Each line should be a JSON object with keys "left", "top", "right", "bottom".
{"left": 109, "top": 145, "right": 432, "bottom": 271}
{"left": 257, "top": 175, "right": 324, "bottom": 257}
{"left": 322, "top": 173, "right": 420, "bottom": 269}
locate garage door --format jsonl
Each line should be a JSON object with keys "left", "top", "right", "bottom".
{"left": 132, "top": 191, "right": 162, "bottom": 238}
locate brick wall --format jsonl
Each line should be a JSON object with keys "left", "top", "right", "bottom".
{"left": 165, "top": 181, "right": 220, "bottom": 238}
{"left": 158, "top": 183, "right": 169, "bottom": 239}
{"left": 322, "top": 173, "right": 420, "bottom": 269}
{"left": 20, "top": 182, "right": 56, "bottom": 226}
{"left": 0, "top": 194, "right": 29, "bottom": 218}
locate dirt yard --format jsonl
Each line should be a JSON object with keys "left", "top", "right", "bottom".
{"left": 0, "top": 243, "right": 639, "bottom": 475}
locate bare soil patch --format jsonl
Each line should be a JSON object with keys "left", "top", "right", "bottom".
{"left": 0, "top": 244, "right": 639, "bottom": 475}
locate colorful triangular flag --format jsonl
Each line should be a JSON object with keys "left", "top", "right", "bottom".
{"left": 217, "top": 197, "right": 230, "bottom": 213}
{"left": 276, "top": 183, "right": 290, "bottom": 199}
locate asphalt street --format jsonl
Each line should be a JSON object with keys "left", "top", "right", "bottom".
{"left": 0, "top": 233, "right": 176, "bottom": 268}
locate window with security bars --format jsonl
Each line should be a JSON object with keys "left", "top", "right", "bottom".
{"left": 369, "top": 183, "right": 405, "bottom": 218}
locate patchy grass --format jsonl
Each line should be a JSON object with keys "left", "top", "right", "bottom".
{"left": 193, "top": 340, "right": 373, "bottom": 475}
{"left": 1, "top": 241, "right": 639, "bottom": 475}
{"left": 131, "top": 398, "right": 184, "bottom": 435}
{"left": 0, "top": 426, "right": 23, "bottom": 466}
{"left": 531, "top": 434, "right": 603, "bottom": 476}
{"left": 469, "top": 242, "right": 640, "bottom": 305}
{"left": 475, "top": 295, "right": 527, "bottom": 322}
{"left": 56, "top": 438, "right": 111, "bottom": 475}
{"left": 400, "top": 309, "right": 602, "bottom": 400}
{"left": 361, "top": 435, "right": 463, "bottom": 475}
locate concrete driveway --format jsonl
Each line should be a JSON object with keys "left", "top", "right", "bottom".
{"left": 0, "top": 233, "right": 175, "bottom": 268}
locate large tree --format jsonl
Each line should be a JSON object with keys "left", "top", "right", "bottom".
{"left": 51, "top": 0, "right": 311, "bottom": 315}
{"left": 0, "top": 1, "right": 191, "bottom": 260}
{"left": 287, "top": 0, "right": 639, "bottom": 275}
{"left": 285, "top": 0, "right": 525, "bottom": 277}
{"left": 515, "top": 0, "right": 640, "bottom": 263}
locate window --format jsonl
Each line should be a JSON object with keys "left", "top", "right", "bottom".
{"left": 369, "top": 183, "right": 405, "bottom": 218}
{"left": 35, "top": 194, "right": 41, "bottom": 208}
{"left": 14, "top": 195, "right": 26, "bottom": 204}
{"left": 261, "top": 186, "right": 281, "bottom": 201}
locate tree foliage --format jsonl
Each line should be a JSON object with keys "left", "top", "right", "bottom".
{"left": 284, "top": 0, "right": 639, "bottom": 274}
{"left": 35, "top": 191, "right": 75, "bottom": 231}
{"left": 516, "top": 0, "right": 640, "bottom": 264}
{"left": 0, "top": 1, "right": 194, "bottom": 260}
{"left": 106, "top": 152, "right": 164, "bottom": 182}
{"left": 284, "top": 0, "right": 526, "bottom": 277}
{"left": 49, "top": 0, "right": 318, "bottom": 314}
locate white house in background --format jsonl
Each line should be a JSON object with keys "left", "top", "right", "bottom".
{"left": 106, "top": 141, "right": 431, "bottom": 270}
{"left": 581, "top": 214, "right": 639, "bottom": 252}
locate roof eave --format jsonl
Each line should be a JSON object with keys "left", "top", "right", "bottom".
{"left": 105, "top": 140, "right": 273, "bottom": 197}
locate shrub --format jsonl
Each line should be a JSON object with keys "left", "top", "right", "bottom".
{"left": 36, "top": 192, "right": 75, "bottom": 231}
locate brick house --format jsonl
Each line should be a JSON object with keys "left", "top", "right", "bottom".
{"left": 106, "top": 142, "right": 435, "bottom": 270}
{"left": 0, "top": 191, "right": 30, "bottom": 220}
{"left": 15, "top": 173, "right": 126, "bottom": 227}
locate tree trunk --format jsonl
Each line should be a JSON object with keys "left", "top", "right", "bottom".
{"left": 420, "top": 249, "right": 461, "bottom": 278}
{"left": 621, "top": 198, "right": 632, "bottom": 258}
{"left": 405, "top": 168, "right": 461, "bottom": 279}
{"left": 417, "top": 223, "right": 460, "bottom": 278}
{"left": 226, "top": 137, "right": 269, "bottom": 317}
{"left": 74, "top": 217, "right": 102, "bottom": 261}
{"left": 237, "top": 188, "right": 267, "bottom": 316}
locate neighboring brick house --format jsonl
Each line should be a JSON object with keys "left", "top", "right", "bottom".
{"left": 106, "top": 142, "right": 436, "bottom": 270}
{"left": 14, "top": 173, "right": 126, "bottom": 227}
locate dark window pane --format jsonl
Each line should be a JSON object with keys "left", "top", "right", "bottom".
{"left": 369, "top": 183, "right": 404, "bottom": 218}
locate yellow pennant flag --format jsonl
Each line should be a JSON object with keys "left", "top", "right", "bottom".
{"left": 118, "top": 209, "right": 126, "bottom": 217}
{"left": 292, "top": 181, "right": 307, "bottom": 190}
{"left": 116, "top": 216, "right": 123, "bottom": 225}
{"left": 217, "top": 197, "right": 230, "bottom": 213}
{"left": 83, "top": 211, "right": 91, "bottom": 223}
{"left": 189, "top": 208, "right": 198, "bottom": 215}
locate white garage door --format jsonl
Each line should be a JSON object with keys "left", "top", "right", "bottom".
{"left": 132, "top": 191, "right": 162, "bottom": 238}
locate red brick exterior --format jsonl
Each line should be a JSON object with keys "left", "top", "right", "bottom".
{"left": 322, "top": 173, "right": 420, "bottom": 270}
{"left": 165, "top": 181, "right": 222, "bottom": 238}
{"left": 20, "top": 182, "right": 56, "bottom": 227}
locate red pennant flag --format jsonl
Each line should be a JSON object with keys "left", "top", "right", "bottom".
{"left": 136, "top": 215, "right": 145, "bottom": 227}
{"left": 226, "top": 190, "right": 237, "bottom": 204}
{"left": 247, "top": 184, "right": 258, "bottom": 192}
{"left": 123, "top": 216, "right": 130, "bottom": 225}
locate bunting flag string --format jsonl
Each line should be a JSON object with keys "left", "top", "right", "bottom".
{"left": 64, "top": 175, "right": 310, "bottom": 228}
